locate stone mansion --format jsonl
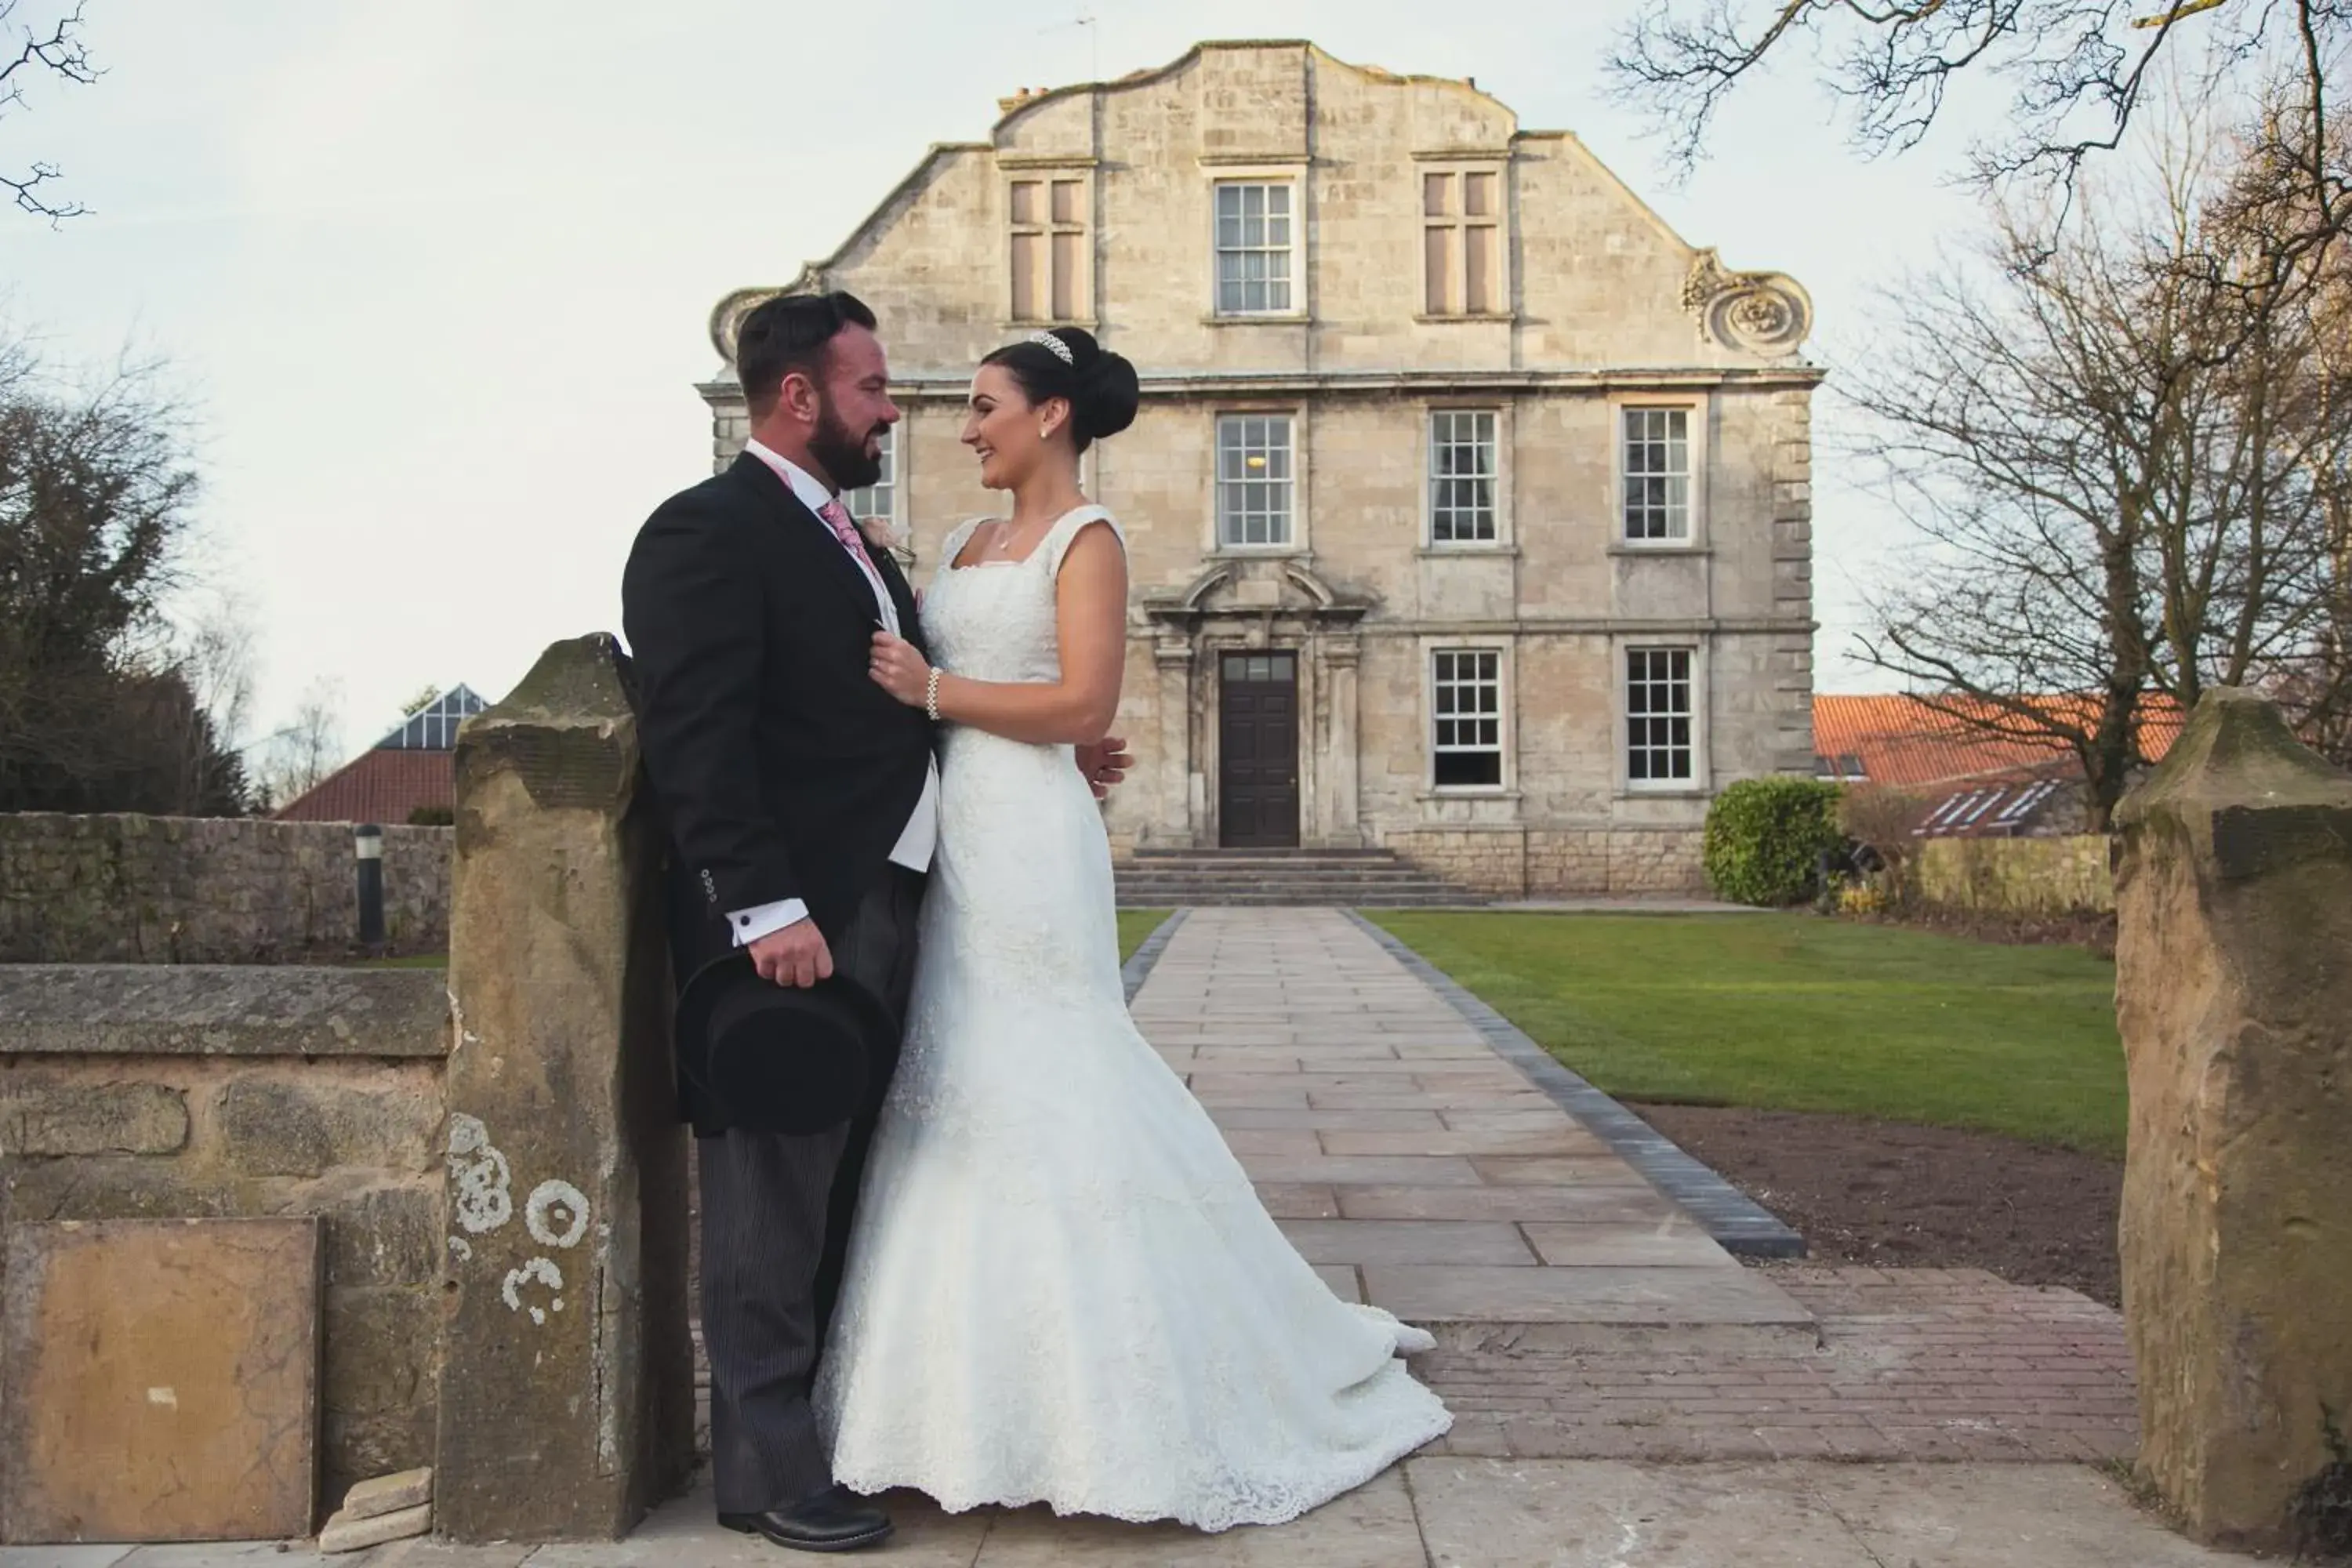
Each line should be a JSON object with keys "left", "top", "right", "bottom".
{"left": 698, "top": 41, "right": 1819, "bottom": 895}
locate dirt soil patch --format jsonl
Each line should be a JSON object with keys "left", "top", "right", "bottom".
{"left": 1630, "top": 1102, "right": 2123, "bottom": 1306}
{"left": 1849, "top": 902, "right": 2118, "bottom": 958}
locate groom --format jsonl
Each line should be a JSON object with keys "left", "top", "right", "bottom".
{"left": 622, "top": 292, "right": 1126, "bottom": 1552}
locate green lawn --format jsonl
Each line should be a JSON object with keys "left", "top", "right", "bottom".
{"left": 1367, "top": 912, "right": 2127, "bottom": 1157}
{"left": 1119, "top": 910, "right": 1172, "bottom": 963}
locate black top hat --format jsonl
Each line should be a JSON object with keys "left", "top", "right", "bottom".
{"left": 674, "top": 953, "right": 898, "bottom": 1136}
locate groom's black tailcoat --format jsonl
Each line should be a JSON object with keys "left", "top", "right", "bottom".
{"left": 622, "top": 449, "right": 934, "bottom": 1512}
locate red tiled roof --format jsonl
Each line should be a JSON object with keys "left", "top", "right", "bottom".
{"left": 273, "top": 750, "right": 456, "bottom": 824}
{"left": 1813, "top": 694, "right": 2183, "bottom": 789}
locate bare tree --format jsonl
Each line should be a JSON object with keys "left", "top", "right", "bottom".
{"left": 1848, "top": 130, "right": 2352, "bottom": 825}
{"left": 1609, "top": 1, "right": 2350, "bottom": 260}
{"left": 251, "top": 679, "right": 345, "bottom": 812}
{"left": 2205, "top": 100, "right": 2352, "bottom": 759}
{"left": 1, "top": 2, "right": 96, "bottom": 222}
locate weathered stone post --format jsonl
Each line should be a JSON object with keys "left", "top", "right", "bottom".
{"left": 434, "top": 635, "right": 693, "bottom": 1541}
{"left": 2114, "top": 688, "right": 2352, "bottom": 1554}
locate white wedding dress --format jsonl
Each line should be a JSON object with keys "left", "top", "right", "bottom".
{"left": 813, "top": 505, "right": 1450, "bottom": 1530}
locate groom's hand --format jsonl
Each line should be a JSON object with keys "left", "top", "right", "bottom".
{"left": 1076, "top": 735, "right": 1132, "bottom": 799}
{"left": 749, "top": 920, "right": 834, "bottom": 989}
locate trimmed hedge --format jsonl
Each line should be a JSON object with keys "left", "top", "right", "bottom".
{"left": 1704, "top": 776, "right": 1846, "bottom": 906}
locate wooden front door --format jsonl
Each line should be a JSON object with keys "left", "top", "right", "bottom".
{"left": 1218, "top": 652, "right": 1300, "bottom": 848}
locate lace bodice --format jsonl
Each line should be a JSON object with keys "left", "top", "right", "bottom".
{"left": 920, "top": 506, "right": 1122, "bottom": 684}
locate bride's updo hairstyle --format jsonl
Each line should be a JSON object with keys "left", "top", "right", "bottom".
{"left": 981, "top": 328, "right": 1140, "bottom": 454}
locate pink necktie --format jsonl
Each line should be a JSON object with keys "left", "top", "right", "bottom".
{"left": 818, "top": 497, "right": 889, "bottom": 604}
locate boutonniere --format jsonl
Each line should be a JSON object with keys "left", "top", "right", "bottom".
{"left": 858, "top": 513, "right": 911, "bottom": 554}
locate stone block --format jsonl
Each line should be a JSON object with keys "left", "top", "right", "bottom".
{"left": 323, "top": 1185, "right": 442, "bottom": 1287}
{"left": 323, "top": 1287, "right": 434, "bottom": 1415}
{"left": 0, "top": 1218, "right": 321, "bottom": 1543}
{"left": 216, "top": 1076, "right": 440, "bottom": 1178}
{"left": 2114, "top": 688, "right": 2352, "bottom": 1555}
{"left": 1, "top": 1153, "right": 244, "bottom": 1228}
{"left": 0, "top": 964, "right": 449, "bottom": 1058}
{"left": 0, "top": 1081, "right": 187, "bottom": 1156}
{"left": 434, "top": 635, "right": 694, "bottom": 1541}
{"left": 339, "top": 1466, "right": 432, "bottom": 1521}
{"left": 319, "top": 1501, "right": 430, "bottom": 1554}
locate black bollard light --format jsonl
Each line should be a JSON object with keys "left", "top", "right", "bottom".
{"left": 355, "top": 823, "right": 386, "bottom": 950}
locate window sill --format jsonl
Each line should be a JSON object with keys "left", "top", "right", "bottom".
{"left": 1420, "top": 787, "right": 1522, "bottom": 802}
{"left": 1619, "top": 786, "right": 1708, "bottom": 800}
{"left": 1003, "top": 319, "right": 1101, "bottom": 334}
{"left": 1414, "top": 314, "right": 1515, "bottom": 326}
{"left": 1209, "top": 545, "right": 1307, "bottom": 559}
{"left": 1418, "top": 543, "right": 1517, "bottom": 558}
{"left": 1203, "top": 313, "right": 1311, "bottom": 328}
{"left": 1610, "top": 542, "right": 1710, "bottom": 557}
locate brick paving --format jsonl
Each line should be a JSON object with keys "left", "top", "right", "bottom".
{"left": 1419, "top": 1265, "right": 2137, "bottom": 1465}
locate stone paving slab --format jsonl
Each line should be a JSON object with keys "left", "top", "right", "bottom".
{"left": 1277, "top": 1218, "right": 1541, "bottom": 1267}
{"left": 30, "top": 1457, "right": 2239, "bottom": 1566}
{"left": 1367, "top": 1265, "right": 1818, "bottom": 1330}
{"left": 1343, "top": 911, "right": 1807, "bottom": 1258}
{"left": 1131, "top": 908, "right": 1813, "bottom": 1336}
{"left": 1335, "top": 1183, "right": 1687, "bottom": 1223}
{"left": 1403, "top": 1460, "right": 2238, "bottom": 1567}
{"left": 1522, "top": 1220, "right": 1733, "bottom": 1268}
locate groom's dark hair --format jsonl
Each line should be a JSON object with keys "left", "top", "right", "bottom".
{"left": 735, "top": 291, "right": 878, "bottom": 419}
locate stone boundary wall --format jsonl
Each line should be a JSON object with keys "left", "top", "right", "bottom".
{"left": 1914, "top": 834, "right": 2114, "bottom": 914}
{"left": 0, "top": 814, "right": 454, "bottom": 963}
{"left": 0, "top": 964, "right": 451, "bottom": 1503}
{"left": 1387, "top": 826, "right": 1707, "bottom": 897}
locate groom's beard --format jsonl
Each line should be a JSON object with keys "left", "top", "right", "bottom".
{"left": 810, "top": 405, "right": 886, "bottom": 493}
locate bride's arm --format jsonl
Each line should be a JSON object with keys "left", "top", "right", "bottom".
{"left": 869, "top": 524, "right": 1127, "bottom": 746}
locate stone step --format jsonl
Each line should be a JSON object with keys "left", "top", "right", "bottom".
{"left": 1128, "top": 846, "right": 1399, "bottom": 858}
{"left": 1115, "top": 884, "right": 1468, "bottom": 893}
{"left": 1115, "top": 893, "right": 1475, "bottom": 908}
{"left": 1110, "top": 879, "right": 1458, "bottom": 888}
{"left": 1114, "top": 848, "right": 1489, "bottom": 908}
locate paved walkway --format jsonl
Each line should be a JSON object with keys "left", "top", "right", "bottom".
{"left": 11, "top": 910, "right": 2187, "bottom": 1566}
{"left": 1134, "top": 909, "right": 1812, "bottom": 1337}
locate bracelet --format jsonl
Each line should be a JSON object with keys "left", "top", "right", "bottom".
{"left": 924, "top": 666, "right": 941, "bottom": 723}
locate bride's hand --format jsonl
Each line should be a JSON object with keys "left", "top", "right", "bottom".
{"left": 869, "top": 631, "right": 931, "bottom": 708}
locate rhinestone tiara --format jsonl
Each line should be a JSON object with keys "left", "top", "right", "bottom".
{"left": 1026, "top": 329, "right": 1076, "bottom": 366}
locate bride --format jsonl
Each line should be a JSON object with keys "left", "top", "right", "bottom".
{"left": 819, "top": 325, "right": 1451, "bottom": 1531}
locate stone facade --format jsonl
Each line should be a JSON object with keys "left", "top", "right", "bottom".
{"left": 0, "top": 814, "right": 452, "bottom": 963}
{"left": 700, "top": 41, "right": 1820, "bottom": 894}
{"left": 0, "top": 964, "right": 450, "bottom": 1504}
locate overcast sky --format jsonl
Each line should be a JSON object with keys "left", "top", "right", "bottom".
{"left": 0, "top": 1, "right": 1996, "bottom": 766}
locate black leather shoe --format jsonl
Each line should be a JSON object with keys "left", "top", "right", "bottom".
{"left": 720, "top": 1486, "right": 894, "bottom": 1553}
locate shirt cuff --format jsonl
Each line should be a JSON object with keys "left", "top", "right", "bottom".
{"left": 728, "top": 898, "right": 809, "bottom": 947}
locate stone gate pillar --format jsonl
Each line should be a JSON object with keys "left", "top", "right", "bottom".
{"left": 2114, "top": 688, "right": 2352, "bottom": 1555}
{"left": 434, "top": 634, "right": 693, "bottom": 1541}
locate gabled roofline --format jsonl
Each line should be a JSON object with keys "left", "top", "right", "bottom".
{"left": 707, "top": 39, "right": 1816, "bottom": 367}
{"left": 707, "top": 140, "right": 989, "bottom": 361}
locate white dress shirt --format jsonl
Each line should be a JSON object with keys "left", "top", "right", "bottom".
{"left": 728, "top": 438, "right": 940, "bottom": 946}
